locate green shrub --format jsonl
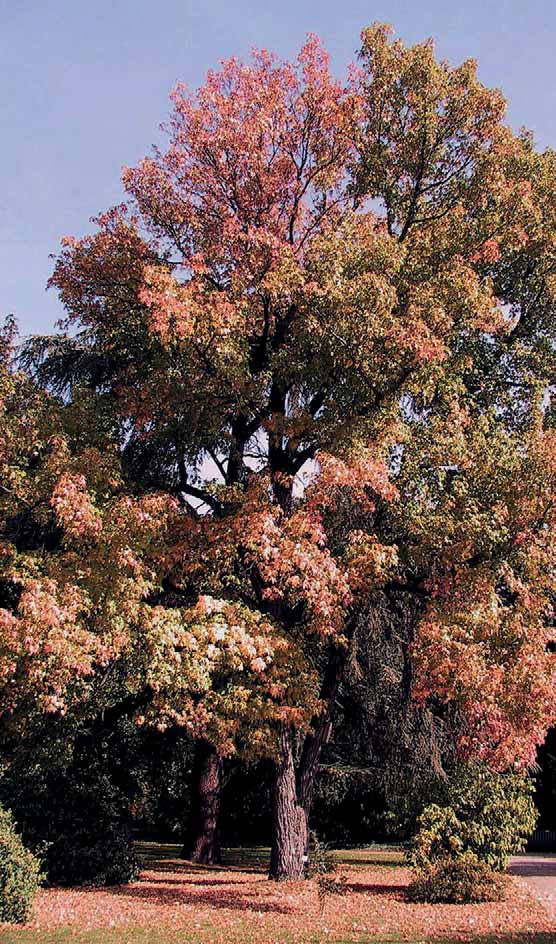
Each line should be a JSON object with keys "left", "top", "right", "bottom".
{"left": 408, "top": 764, "right": 537, "bottom": 872}
{"left": 407, "top": 853, "right": 506, "bottom": 904}
{"left": 45, "top": 825, "right": 139, "bottom": 888}
{"left": 0, "top": 805, "right": 41, "bottom": 924}
{"left": 40, "top": 768, "right": 139, "bottom": 886}
{"left": 1, "top": 740, "right": 140, "bottom": 888}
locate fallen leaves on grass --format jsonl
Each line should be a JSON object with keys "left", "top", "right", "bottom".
{"left": 3, "top": 862, "right": 555, "bottom": 942}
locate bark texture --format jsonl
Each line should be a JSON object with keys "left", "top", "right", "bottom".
{"left": 298, "top": 649, "right": 345, "bottom": 816}
{"left": 182, "top": 741, "right": 223, "bottom": 865}
{"left": 268, "top": 724, "right": 308, "bottom": 880}
{"left": 269, "top": 647, "right": 347, "bottom": 879}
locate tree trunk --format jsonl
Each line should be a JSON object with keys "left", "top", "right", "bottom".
{"left": 298, "top": 648, "right": 345, "bottom": 817}
{"left": 269, "top": 647, "right": 347, "bottom": 878}
{"left": 268, "top": 724, "right": 308, "bottom": 880}
{"left": 182, "top": 741, "right": 223, "bottom": 864}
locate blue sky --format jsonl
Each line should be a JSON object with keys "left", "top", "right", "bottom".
{"left": 2, "top": 0, "right": 556, "bottom": 335}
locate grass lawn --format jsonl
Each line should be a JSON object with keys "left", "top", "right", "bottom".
{"left": 1, "top": 844, "right": 554, "bottom": 944}
{"left": 139, "top": 842, "right": 406, "bottom": 869}
{"left": 2, "top": 930, "right": 555, "bottom": 944}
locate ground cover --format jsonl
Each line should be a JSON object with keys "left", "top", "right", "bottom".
{"left": 1, "top": 845, "right": 554, "bottom": 944}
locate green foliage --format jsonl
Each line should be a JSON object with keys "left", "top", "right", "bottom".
{"left": 312, "top": 766, "right": 390, "bottom": 845}
{"left": 30, "top": 766, "right": 139, "bottom": 887}
{"left": 408, "top": 764, "right": 537, "bottom": 872}
{"left": 0, "top": 805, "right": 41, "bottom": 924}
{"left": 0, "top": 721, "right": 140, "bottom": 888}
{"left": 407, "top": 852, "right": 506, "bottom": 904}
{"left": 45, "top": 827, "right": 139, "bottom": 888}
{"left": 381, "top": 765, "right": 446, "bottom": 841}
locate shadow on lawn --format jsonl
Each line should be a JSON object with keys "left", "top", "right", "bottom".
{"left": 343, "top": 881, "right": 406, "bottom": 899}
{"left": 137, "top": 842, "right": 405, "bottom": 872}
{"left": 144, "top": 860, "right": 264, "bottom": 875}
{"left": 140, "top": 874, "right": 266, "bottom": 887}
{"left": 106, "top": 880, "right": 296, "bottom": 914}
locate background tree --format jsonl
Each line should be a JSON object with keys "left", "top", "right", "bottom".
{"left": 1, "top": 317, "right": 311, "bottom": 872}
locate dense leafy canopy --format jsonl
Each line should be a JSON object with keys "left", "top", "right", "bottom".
{"left": 2, "top": 24, "right": 556, "bottom": 881}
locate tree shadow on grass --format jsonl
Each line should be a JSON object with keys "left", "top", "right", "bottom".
{"left": 106, "top": 881, "right": 296, "bottom": 914}
{"left": 142, "top": 859, "right": 264, "bottom": 876}
{"left": 340, "top": 881, "right": 407, "bottom": 902}
{"left": 336, "top": 856, "right": 403, "bottom": 868}
{"left": 139, "top": 875, "right": 266, "bottom": 887}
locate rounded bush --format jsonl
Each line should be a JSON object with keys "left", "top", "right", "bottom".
{"left": 408, "top": 764, "right": 537, "bottom": 872}
{"left": 2, "top": 754, "right": 140, "bottom": 888}
{"left": 0, "top": 805, "right": 41, "bottom": 924}
{"left": 45, "top": 827, "right": 139, "bottom": 887}
{"left": 407, "top": 854, "right": 506, "bottom": 904}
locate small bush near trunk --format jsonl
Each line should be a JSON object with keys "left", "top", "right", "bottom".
{"left": 407, "top": 854, "right": 506, "bottom": 904}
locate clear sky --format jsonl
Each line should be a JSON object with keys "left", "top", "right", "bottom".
{"left": 2, "top": 0, "right": 556, "bottom": 336}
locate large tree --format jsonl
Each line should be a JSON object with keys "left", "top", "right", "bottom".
{"left": 1, "top": 319, "right": 305, "bottom": 784}
{"left": 24, "top": 24, "right": 556, "bottom": 879}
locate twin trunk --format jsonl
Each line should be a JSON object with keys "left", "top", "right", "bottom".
{"left": 185, "top": 651, "right": 344, "bottom": 877}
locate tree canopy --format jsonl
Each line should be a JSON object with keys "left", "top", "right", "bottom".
{"left": 8, "top": 23, "right": 556, "bottom": 878}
